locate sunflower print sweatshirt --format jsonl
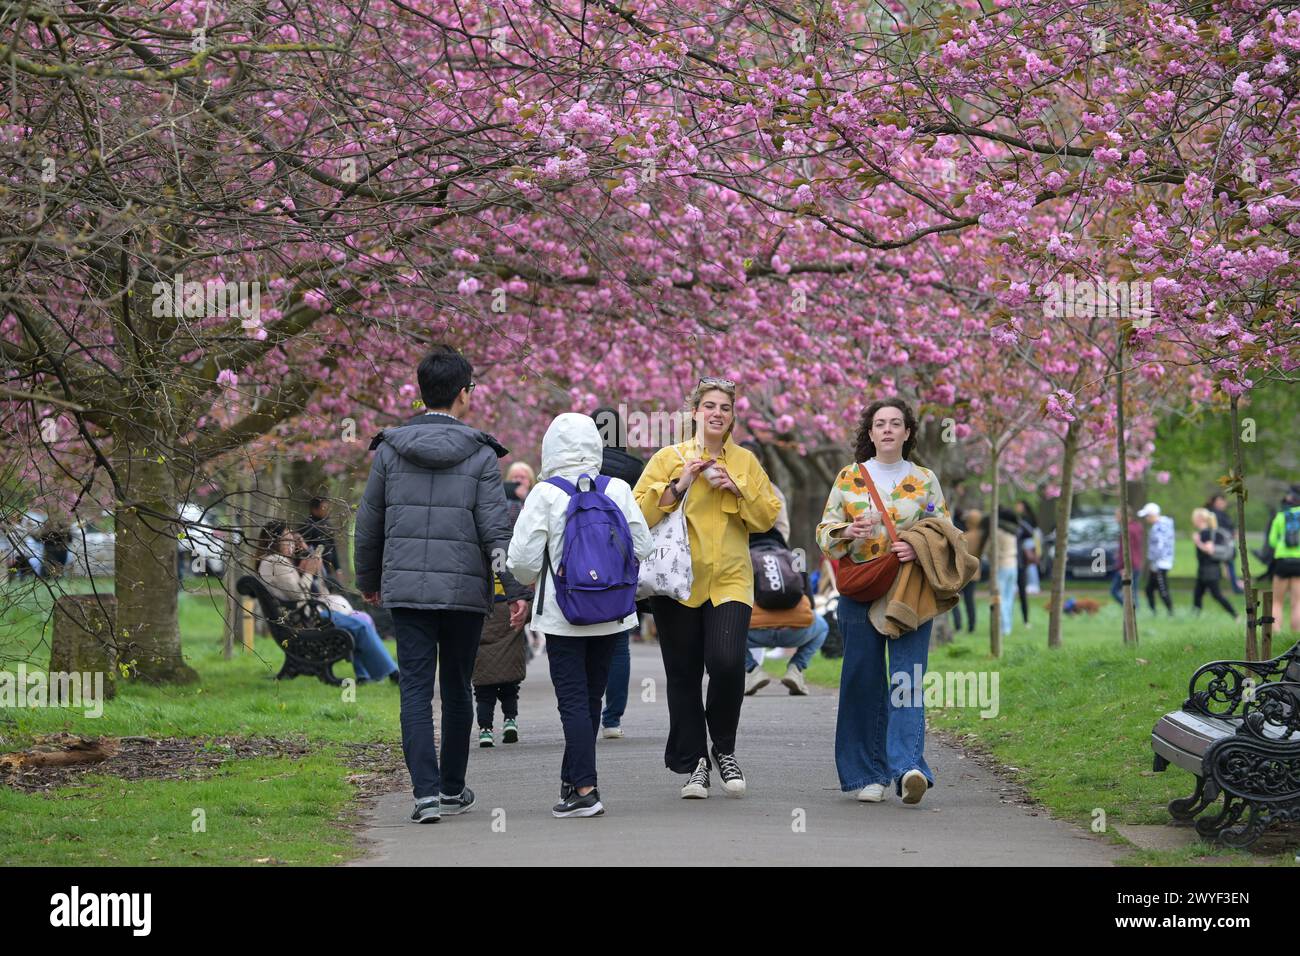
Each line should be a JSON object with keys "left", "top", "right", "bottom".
{"left": 816, "top": 458, "right": 949, "bottom": 564}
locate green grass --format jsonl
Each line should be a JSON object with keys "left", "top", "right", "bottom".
{"left": 788, "top": 588, "right": 1298, "bottom": 867}
{"left": 1, "top": 577, "right": 400, "bottom": 865}
{"left": 0, "top": 753, "right": 356, "bottom": 865}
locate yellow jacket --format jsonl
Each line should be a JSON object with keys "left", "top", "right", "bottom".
{"left": 633, "top": 436, "right": 780, "bottom": 608}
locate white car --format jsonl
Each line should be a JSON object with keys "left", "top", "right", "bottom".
{"left": 178, "top": 503, "right": 229, "bottom": 576}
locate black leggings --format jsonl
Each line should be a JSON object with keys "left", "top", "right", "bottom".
{"left": 1145, "top": 569, "right": 1173, "bottom": 614}
{"left": 1193, "top": 580, "right": 1236, "bottom": 617}
{"left": 650, "top": 598, "right": 751, "bottom": 774}
{"left": 474, "top": 681, "right": 520, "bottom": 728}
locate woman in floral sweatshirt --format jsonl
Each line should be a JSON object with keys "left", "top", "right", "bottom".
{"left": 816, "top": 398, "right": 948, "bottom": 807}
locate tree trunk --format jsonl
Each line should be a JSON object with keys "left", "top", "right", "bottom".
{"left": 989, "top": 441, "right": 1002, "bottom": 659}
{"left": 1047, "top": 421, "right": 1079, "bottom": 650}
{"left": 932, "top": 609, "right": 954, "bottom": 647}
{"left": 112, "top": 419, "right": 199, "bottom": 684}
{"left": 1229, "top": 395, "right": 1258, "bottom": 660}
{"left": 50, "top": 594, "right": 119, "bottom": 699}
{"left": 1115, "top": 342, "right": 1138, "bottom": 645}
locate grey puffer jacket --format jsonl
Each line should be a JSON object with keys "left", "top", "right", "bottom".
{"left": 354, "top": 413, "right": 528, "bottom": 613}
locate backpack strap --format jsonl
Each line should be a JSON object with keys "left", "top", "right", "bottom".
{"left": 535, "top": 474, "right": 606, "bottom": 614}
{"left": 545, "top": 476, "right": 577, "bottom": 496}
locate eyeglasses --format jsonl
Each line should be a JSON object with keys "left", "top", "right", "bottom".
{"left": 698, "top": 376, "right": 736, "bottom": 389}
{"left": 466, "top": 381, "right": 477, "bottom": 392}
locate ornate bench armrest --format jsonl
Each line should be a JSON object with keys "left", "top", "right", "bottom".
{"left": 1238, "top": 682, "right": 1300, "bottom": 742}
{"left": 287, "top": 597, "right": 333, "bottom": 630}
{"left": 1185, "top": 656, "right": 1294, "bottom": 720}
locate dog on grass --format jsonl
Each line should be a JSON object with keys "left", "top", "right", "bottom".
{"left": 1045, "top": 596, "right": 1101, "bottom": 616}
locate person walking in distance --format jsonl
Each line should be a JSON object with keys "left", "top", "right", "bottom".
{"left": 1190, "top": 507, "right": 1237, "bottom": 619}
{"left": 632, "top": 378, "right": 780, "bottom": 800}
{"left": 1138, "top": 502, "right": 1175, "bottom": 616}
{"left": 1268, "top": 486, "right": 1300, "bottom": 633}
{"left": 354, "top": 346, "right": 529, "bottom": 825}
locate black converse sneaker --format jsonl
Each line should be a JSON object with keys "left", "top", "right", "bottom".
{"left": 711, "top": 747, "right": 746, "bottom": 796}
{"left": 552, "top": 787, "right": 604, "bottom": 818}
{"left": 681, "top": 757, "right": 710, "bottom": 799}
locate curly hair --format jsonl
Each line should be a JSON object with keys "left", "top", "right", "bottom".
{"left": 853, "top": 398, "right": 919, "bottom": 463}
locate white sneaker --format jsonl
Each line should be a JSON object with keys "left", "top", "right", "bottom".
{"left": 601, "top": 725, "right": 624, "bottom": 739}
{"left": 744, "top": 667, "right": 771, "bottom": 695}
{"left": 681, "top": 758, "right": 710, "bottom": 799}
{"left": 781, "top": 665, "right": 808, "bottom": 696}
{"left": 856, "top": 784, "right": 885, "bottom": 803}
{"left": 712, "top": 748, "right": 746, "bottom": 796}
{"left": 900, "top": 769, "right": 929, "bottom": 805}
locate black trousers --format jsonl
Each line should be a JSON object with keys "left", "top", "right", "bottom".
{"left": 1017, "top": 565, "right": 1029, "bottom": 624}
{"left": 1145, "top": 569, "right": 1173, "bottom": 614}
{"left": 651, "top": 598, "right": 752, "bottom": 774}
{"left": 392, "top": 607, "right": 484, "bottom": 800}
{"left": 474, "top": 682, "right": 520, "bottom": 728}
{"left": 951, "top": 580, "right": 977, "bottom": 633}
{"left": 1193, "top": 580, "right": 1236, "bottom": 617}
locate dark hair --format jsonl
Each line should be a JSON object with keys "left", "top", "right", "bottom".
{"left": 592, "top": 405, "right": 622, "bottom": 449}
{"left": 1016, "top": 499, "right": 1038, "bottom": 526}
{"left": 417, "top": 345, "right": 473, "bottom": 410}
{"left": 853, "top": 398, "right": 919, "bottom": 463}
{"left": 256, "top": 520, "right": 288, "bottom": 561}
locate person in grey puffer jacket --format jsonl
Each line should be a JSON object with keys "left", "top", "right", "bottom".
{"left": 354, "top": 345, "right": 529, "bottom": 825}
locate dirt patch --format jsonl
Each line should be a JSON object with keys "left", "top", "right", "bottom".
{"left": 336, "top": 741, "right": 408, "bottom": 800}
{"left": 1, "top": 734, "right": 316, "bottom": 793}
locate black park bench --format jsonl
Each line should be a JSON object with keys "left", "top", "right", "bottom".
{"left": 236, "top": 575, "right": 355, "bottom": 685}
{"left": 1150, "top": 640, "right": 1300, "bottom": 847}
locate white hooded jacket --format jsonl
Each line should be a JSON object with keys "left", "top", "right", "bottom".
{"left": 507, "top": 413, "right": 654, "bottom": 636}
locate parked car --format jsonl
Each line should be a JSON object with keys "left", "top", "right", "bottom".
{"left": 1042, "top": 513, "right": 1121, "bottom": 579}
{"left": 178, "top": 503, "right": 229, "bottom": 576}
{"left": 2, "top": 509, "right": 116, "bottom": 578}
{"left": 67, "top": 516, "right": 116, "bottom": 577}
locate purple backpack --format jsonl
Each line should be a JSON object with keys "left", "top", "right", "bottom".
{"left": 538, "top": 474, "right": 639, "bottom": 626}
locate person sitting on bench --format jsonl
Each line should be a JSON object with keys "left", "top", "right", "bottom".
{"left": 257, "top": 521, "right": 399, "bottom": 684}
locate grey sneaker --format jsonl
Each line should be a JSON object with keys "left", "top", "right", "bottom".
{"left": 438, "top": 786, "right": 477, "bottom": 815}
{"left": 411, "top": 796, "right": 441, "bottom": 824}
{"left": 781, "top": 664, "right": 808, "bottom": 696}
{"left": 744, "top": 666, "right": 772, "bottom": 695}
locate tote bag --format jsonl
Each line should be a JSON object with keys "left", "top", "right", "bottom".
{"left": 636, "top": 448, "right": 694, "bottom": 601}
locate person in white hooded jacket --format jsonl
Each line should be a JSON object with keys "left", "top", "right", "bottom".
{"left": 508, "top": 413, "right": 653, "bottom": 818}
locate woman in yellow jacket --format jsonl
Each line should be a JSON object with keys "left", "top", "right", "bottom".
{"left": 633, "top": 378, "right": 780, "bottom": 800}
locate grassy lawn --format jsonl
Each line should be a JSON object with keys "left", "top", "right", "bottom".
{"left": 0, "top": 577, "right": 403, "bottom": 865}
{"left": 786, "top": 575, "right": 1299, "bottom": 867}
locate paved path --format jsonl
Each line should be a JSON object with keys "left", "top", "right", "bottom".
{"left": 353, "top": 643, "right": 1121, "bottom": 866}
